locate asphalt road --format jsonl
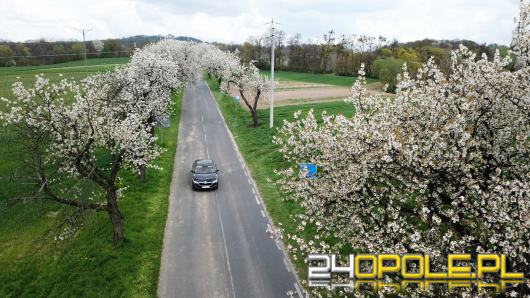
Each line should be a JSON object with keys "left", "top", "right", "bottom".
{"left": 158, "top": 80, "right": 302, "bottom": 298}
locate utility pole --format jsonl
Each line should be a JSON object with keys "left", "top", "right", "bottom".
{"left": 266, "top": 19, "right": 278, "bottom": 128}
{"left": 75, "top": 28, "right": 93, "bottom": 66}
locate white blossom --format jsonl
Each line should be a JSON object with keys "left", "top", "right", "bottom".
{"left": 274, "top": 2, "right": 530, "bottom": 283}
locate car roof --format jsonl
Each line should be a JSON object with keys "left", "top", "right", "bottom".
{"left": 194, "top": 159, "right": 214, "bottom": 166}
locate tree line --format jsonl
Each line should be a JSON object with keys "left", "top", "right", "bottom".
{"left": 0, "top": 35, "right": 200, "bottom": 67}
{"left": 0, "top": 39, "right": 129, "bottom": 66}
{"left": 237, "top": 30, "right": 515, "bottom": 91}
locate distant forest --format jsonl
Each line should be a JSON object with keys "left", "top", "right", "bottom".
{"left": 230, "top": 30, "right": 517, "bottom": 91}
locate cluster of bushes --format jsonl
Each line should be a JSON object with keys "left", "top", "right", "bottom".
{"left": 370, "top": 41, "right": 516, "bottom": 91}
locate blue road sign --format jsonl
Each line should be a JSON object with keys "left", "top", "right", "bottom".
{"left": 299, "top": 163, "right": 317, "bottom": 179}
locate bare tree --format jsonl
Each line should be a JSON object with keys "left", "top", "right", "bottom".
{"left": 319, "top": 30, "right": 336, "bottom": 73}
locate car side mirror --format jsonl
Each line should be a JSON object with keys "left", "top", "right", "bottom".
{"left": 190, "top": 170, "right": 195, "bottom": 173}
{"left": 216, "top": 169, "right": 220, "bottom": 173}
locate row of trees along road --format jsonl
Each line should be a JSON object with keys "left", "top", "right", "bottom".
{"left": 1, "top": 40, "right": 268, "bottom": 242}
{"left": 274, "top": 2, "right": 530, "bottom": 296}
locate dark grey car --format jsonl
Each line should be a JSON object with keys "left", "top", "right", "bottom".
{"left": 191, "top": 159, "right": 219, "bottom": 190}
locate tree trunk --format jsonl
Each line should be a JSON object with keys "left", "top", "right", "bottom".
{"left": 107, "top": 187, "right": 125, "bottom": 243}
{"left": 251, "top": 89, "right": 261, "bottom": 128}
{"left": 138, "top": 165, "right": 146, "bottom": 181}
{"left": 137, "top": 123, "right": 155, "bottom": 181}
{"left": 251, "top": 109, "right": 259, "bottom": 128}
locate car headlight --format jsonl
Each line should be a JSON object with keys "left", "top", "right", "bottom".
{"left": 212, "top": 179, "right": 218, "bottom": 183}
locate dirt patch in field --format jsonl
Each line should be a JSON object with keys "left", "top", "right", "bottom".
{"left": 228, "top": 80, "right": 392, "bottom": 109}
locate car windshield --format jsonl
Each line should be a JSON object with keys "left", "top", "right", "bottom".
{"left": 194, "top": 165, "right": 215, "bottom": 174}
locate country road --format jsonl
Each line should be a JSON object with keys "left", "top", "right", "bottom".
{"left": 158, "top": 80, "right": 302, "bottom": 298}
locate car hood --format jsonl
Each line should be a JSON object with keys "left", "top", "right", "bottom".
{"left": 192, "top": 173, "right": 218, "bottom": 181}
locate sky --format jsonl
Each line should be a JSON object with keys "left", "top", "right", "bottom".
{"left": 0, "top": 0, "right": 523, "bottom": 45}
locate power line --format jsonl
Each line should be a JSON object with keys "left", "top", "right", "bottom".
{"left": 74, "top": 28, "right": 93, "bottom": 66}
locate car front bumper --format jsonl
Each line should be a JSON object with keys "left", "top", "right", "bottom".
{"left": 192, "top": 180, "right": 218, "bottom": 189}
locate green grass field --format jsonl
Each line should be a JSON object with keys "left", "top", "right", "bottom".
{"left": 260, "top": 70, "right": 378, "bottom": 87}
{"left": 0, "top": 57, "right": 130, "bottom": 98}
{"left": 205, "top": 77, "right": 355, "bottom": 279}
{"left": 0, "top": 58, "right": 179, "bottom": 297}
